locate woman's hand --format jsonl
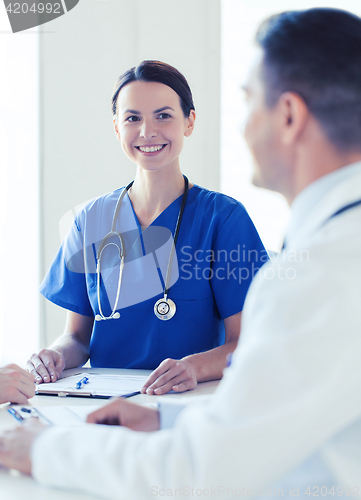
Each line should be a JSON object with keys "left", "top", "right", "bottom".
{"left": 26, "top": 311, "right": 93, "bottom": 385}
{"left": 26, "top": 348, "right": 65, "bottom": 384}
{"left": 86, "top": 398, "right": 160, "bottom": 432}
{"left": 0, "top": 419, "right": 47, "bottom": 474}
{"left": 0, "top": 364, "right": 35, "bottom": 404}
{"left": 141, "top": 358, "right": 197, "bottom": 395}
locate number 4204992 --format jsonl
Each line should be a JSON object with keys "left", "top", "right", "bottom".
{"left": 6, "top": 3, "right": 62, "bottom": 14}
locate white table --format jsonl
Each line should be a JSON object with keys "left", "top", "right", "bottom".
{"left": 0, "top": 367, "right": 219, "bottom": 500}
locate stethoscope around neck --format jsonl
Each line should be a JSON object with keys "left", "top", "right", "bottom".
{"left": 95, "top": 176, "right": 189, "bottom": 322}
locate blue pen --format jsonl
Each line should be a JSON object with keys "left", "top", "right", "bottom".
{"left": 122, "top": 391, "right": 141, "bottom": 399}
{"left": 226, "top": 353, "right": 233, "bottom": 368}
{"left": 8, "top": 408, "right": 24, "bottom": 422}
{"left": 75, "top": 376, "right": 89, "bottom": 389}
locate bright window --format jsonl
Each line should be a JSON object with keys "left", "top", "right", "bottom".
{"left": 0, "top": 9, "right": 39, "bottom": 364}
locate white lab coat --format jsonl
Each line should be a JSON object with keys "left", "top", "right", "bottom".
{"left": 32, "top": 166, "right": 361, "bottom": 499}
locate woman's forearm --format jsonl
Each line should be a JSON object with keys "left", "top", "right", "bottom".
{"left": 50, "top": 331, "right": 90, "bottom": 370}
{"left": 182, "top": 339, "right": 238, "bottom": 383}
{"left": 27, "top": 311, "right": 94, "bottom": 383}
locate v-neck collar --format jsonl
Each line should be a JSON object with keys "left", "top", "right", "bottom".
{"left": 126, "top": 185, "right": 195, "bottom": 234}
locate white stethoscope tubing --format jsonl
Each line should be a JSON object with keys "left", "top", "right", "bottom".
{"left": 94, "top": 183, "right": 132, "bottom": 321}
{"left": 95, "top": 239, "right": 124, "bottom": 321}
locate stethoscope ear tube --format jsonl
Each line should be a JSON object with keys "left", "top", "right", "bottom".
{"left": 95, "top": 183, "right": 131, "bottom": 322}
{"left": 95, "top": 254, "right": 124, "bottom": 322}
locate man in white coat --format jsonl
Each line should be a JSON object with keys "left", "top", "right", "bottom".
{"left": 1, "top": 7, "right": 361, "bottom": 499}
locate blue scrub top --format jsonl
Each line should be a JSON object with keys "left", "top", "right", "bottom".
{"left": 40, "top": 185, "right": 268, "bottom": 369}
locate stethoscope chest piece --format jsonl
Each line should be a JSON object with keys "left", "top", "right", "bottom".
{"left": 154, "top": 297, "right": 176, "bottom": 321}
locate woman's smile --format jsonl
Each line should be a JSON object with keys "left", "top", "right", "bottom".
{"left": 135, "top": 144, "right": 168, "bottom": 154}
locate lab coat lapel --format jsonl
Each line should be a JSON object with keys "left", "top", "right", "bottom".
{"left": 286, "top": 169, "right": 361, "bottom": 249}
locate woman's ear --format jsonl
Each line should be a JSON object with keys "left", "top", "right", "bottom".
{"left": 184, "top": 109, "right": 196, "bottom": 137}
{"left": 113, "top": 116, "right": 120, "bottom": 140}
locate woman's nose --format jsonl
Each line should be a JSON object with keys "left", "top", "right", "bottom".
{"left": 140, "top": 120, "right": 157, "bottom": 139}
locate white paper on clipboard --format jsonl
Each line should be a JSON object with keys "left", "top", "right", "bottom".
{"left": 12, "top": 402, "right": 158, "bottom": 426}
{"left": 12, "top": 405, "right": 102, "bottom": 425}
{"left": 35, "top": 372, "right": 148, "bottom": 398}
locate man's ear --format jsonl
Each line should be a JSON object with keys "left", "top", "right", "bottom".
{"left": 278, "top": 92, "right": 309, "bottom": 145}
{"left": 184, "top": 109, "right": 196, "bottom": 138}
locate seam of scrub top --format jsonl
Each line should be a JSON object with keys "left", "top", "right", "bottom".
{"left": 212, "top": 202, "right": 242, "bottom": 249}
{"left": 189, "top": 186, "right": 244, "bottom": 248}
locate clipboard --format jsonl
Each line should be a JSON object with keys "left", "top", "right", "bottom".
{"left": 35, "top": 372, "right": 148, "bottom": 399}
{"left": 9, "top": 405, "right": 102, "bottom": 425}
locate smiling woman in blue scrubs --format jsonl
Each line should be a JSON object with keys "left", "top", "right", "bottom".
{"left": 27, "top": 61, "right": 267, "bottom": 394}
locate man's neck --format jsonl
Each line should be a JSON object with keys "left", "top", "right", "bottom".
{"left": 287, "top": 146, "right": 361, "bottom": 205}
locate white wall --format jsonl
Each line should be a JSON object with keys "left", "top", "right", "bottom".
{"left": 39, "top": 0, "right": 221, "bottom": 346}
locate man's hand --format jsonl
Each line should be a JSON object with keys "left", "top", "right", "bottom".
{"left": 0, "top": 419, "right": 47, "bottom": 474}
{"left": 0, "top": 364, "right": 35, "bottom": 404}
{"left": 141, "top": 358, "right": 197, "bottom": 395}
{"left": 86, "top": 398, "right": 160, "bottom": 432}
{"left": 26, "top": 349, "right": 65, "bottom": 384}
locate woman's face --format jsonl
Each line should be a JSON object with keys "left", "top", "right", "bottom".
{"left": 114, "top": 81, "right": 195, "bottom": 172}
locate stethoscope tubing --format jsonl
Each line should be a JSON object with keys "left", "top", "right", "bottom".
{"left": 95, "top": 184, "right": 131, "bottom": 321}
{"left": 163, "top": 176, "right": 189, "bottom": 299}
{"left": 95, "top": 177, "right": 189, "bottom": 321}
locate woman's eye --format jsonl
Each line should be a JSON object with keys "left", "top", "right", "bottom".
{"left": 157, "top": 113, "right": 171, "bottom": 119}
{"left": 126, "top": 116, "right": 140, "bottom": 122}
